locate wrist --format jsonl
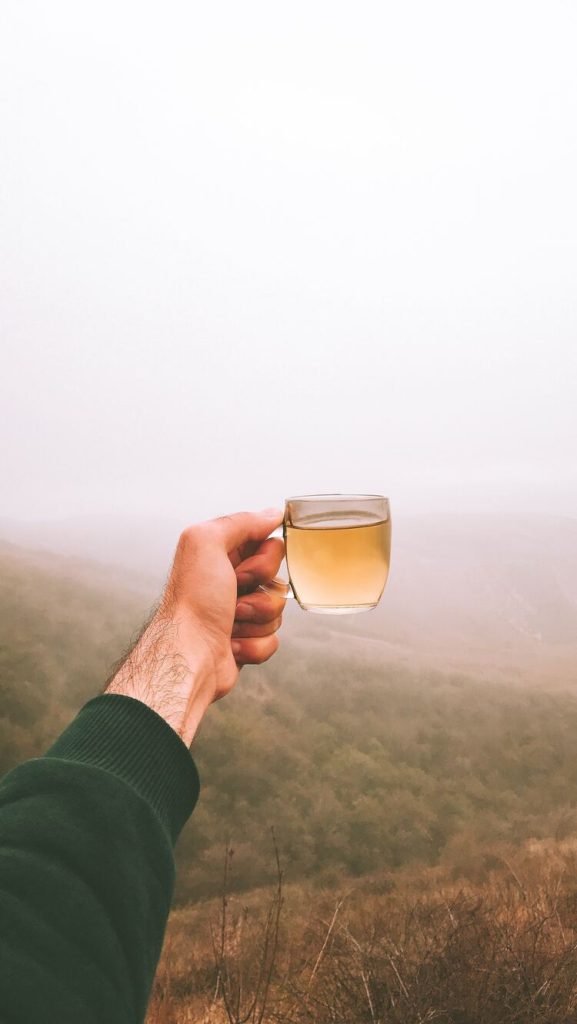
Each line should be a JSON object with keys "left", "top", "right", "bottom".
{"left": 105, "top": 611, "right": 216, "bottom": 746}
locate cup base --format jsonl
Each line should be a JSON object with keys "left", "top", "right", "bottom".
{"left": 300, "top": 603, "right": 378, "bottom": 615}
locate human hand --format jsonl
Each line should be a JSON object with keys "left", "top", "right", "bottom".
{"left": 106, "top": 508, "right": 286, "bottom": 745}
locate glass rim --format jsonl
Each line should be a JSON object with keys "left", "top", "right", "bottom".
{"left": 285, "top": 493, "right": 389, "bottom": 503}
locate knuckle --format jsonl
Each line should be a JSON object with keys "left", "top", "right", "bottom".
{"left": 215, "top": 514, "right": 235, "bottom": 526}
{"left": 255, "top": 642, "right": 271, "bottom": 664}
{"left": 178, "top": 525, "right": 196, "bottom": 549}
{"left": 253, "top": 602, "right": 270, "bottom": 623}
{"left": 247, "top": 598, "right": 267, "bottom": 622}
{"left": 217, "top": 511, "right": 248, "bottom": 525}
{"left": 178, "top": 523, "right": 209, "bottom": 553}
{"left": 264, "top": 593, "right": 285, "bottom": 617}
{"left": 260, "top": 636, "right": 279, "bottom": 662}
{"left": 200, "top": 519, "right": 219, "bottom": 536}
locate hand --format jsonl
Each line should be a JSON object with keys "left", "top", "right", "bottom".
{"left": 106, "top": 508, "right": 286, "bottom": 745}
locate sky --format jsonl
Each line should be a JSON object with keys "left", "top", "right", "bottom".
{"left": 1, "top": 0, "right": 576, "bottom": 524}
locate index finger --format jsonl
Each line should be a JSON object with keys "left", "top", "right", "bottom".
{"left": 235, "top": 537, "right": 285, "bottom": 589}
{"left": 235, "top": 587, "right": 287, "bottom": 623}
{"left": 213, "top": 509, "right": 283, "bottom": 551}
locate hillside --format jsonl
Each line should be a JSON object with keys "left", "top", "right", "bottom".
{"left": 2, "top": 512, "right": 576, "bottom": 682}
{"left": 2, "top": 536, "right": 577, "bottom": 900}
{"left": 0, "top": 541, "right": 150, "bottom": 772}
{"left": 148, "top": 840, "right": 577, "bottom": 1024}
{"left": 292, "top": 513, "right": 577, "bottom": 684}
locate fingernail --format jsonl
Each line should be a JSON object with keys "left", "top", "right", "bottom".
{"left": 231, "top": 640, "right": 242, "bottom": 656}
{"left": 237, "top": 572, "right": 255, "bottom": 590}
{"left": 236, "top": 602, "right": 255, "bottom": 621}
{"left": 260, "top": 507, "right": 283, "bottom": 517}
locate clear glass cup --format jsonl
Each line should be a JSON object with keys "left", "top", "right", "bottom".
{"left": 264, "top": 494, "right": 391, "bottom": 614}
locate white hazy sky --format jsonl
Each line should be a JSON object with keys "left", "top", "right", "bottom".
{"left": 1, "top": 0, "right": 576, "bottom": 523}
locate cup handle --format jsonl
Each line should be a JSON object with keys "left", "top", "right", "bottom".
{"left": 257, "top": 525, "right": 295, "bottom": 599}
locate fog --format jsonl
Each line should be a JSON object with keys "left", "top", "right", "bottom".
{"left": 1, "top": 0, "right": 576, "bottom": 523}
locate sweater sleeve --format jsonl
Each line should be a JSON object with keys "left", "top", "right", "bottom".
{"left": 0, "top": 694, "right": 200, "bottom": 1024}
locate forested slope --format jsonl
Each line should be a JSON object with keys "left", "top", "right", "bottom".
{"left": 2, "top": 540, "right": 577, "bottom": 901}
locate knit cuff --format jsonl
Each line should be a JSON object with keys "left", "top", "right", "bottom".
{"left": 44, "top": 694, "right": 200, "bottom": 842}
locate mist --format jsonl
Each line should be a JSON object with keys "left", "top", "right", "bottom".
{"left": 1, "top": 0, "right": 576, "bottom": 523}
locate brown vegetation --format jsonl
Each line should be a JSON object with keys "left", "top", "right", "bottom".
{"left": 148, "top": 840, "right": 577, "bottom": 1024}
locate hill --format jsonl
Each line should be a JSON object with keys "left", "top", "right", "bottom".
{"left": 2, "top": 512, "right": 576, "bottom": 683}
{"left": 3, "top": 536, "right": 577, "bottom": 899}
{"left": 293, "top": 513, "right": 577, "bottom": 684}
{"left": 0, "top": 540, "right": 151, "bottom": 772}
{"left": 148, "top": 839, "right": 577, "bottom": 1024}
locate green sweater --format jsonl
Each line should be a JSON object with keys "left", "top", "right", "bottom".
{"left": 0, "top": 694, "right": 200, "bottom": 1023}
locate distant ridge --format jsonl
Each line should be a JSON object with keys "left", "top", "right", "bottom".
{"left": 1, "top": 513, "right": 576, "bottom": 683}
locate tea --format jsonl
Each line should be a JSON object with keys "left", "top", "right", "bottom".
{"left": 285, "top": 516, "right": 391, "bottom": 613}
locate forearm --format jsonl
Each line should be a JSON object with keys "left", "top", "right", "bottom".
{"left": 0, "top": 695, "right": 199, "bottom": 1024}
{"left": 105, "top": 609, "right": 217, "bottom": 747}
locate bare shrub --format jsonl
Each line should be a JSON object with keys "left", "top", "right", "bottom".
{"left": 210, "top": 830, "right": 284, "bottom": 1024}
{"left": 148, "top": 843, "right": 577, "bottom": 1024}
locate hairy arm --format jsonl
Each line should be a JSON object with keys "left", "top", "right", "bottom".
{"left": 0, "top": 509, "right": 286, "bottom": 1023}
{"left": 105, "top": 611, "right": 211, "bottom": 745}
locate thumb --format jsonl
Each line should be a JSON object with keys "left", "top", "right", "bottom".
{"left": 213, "top": 508, "right": 283, "bottom": 551}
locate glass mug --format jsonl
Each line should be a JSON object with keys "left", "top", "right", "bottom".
{"left": 263, "top": 494, "right": 391, "bottom": 614}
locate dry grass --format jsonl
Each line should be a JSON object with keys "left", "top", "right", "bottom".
{"left": 147, "top": 840, "right": 577, "bottom": 1024}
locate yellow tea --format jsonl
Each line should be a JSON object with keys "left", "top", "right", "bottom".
{"left": 285, "top": 517, "right": 391, "bottom": 613}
